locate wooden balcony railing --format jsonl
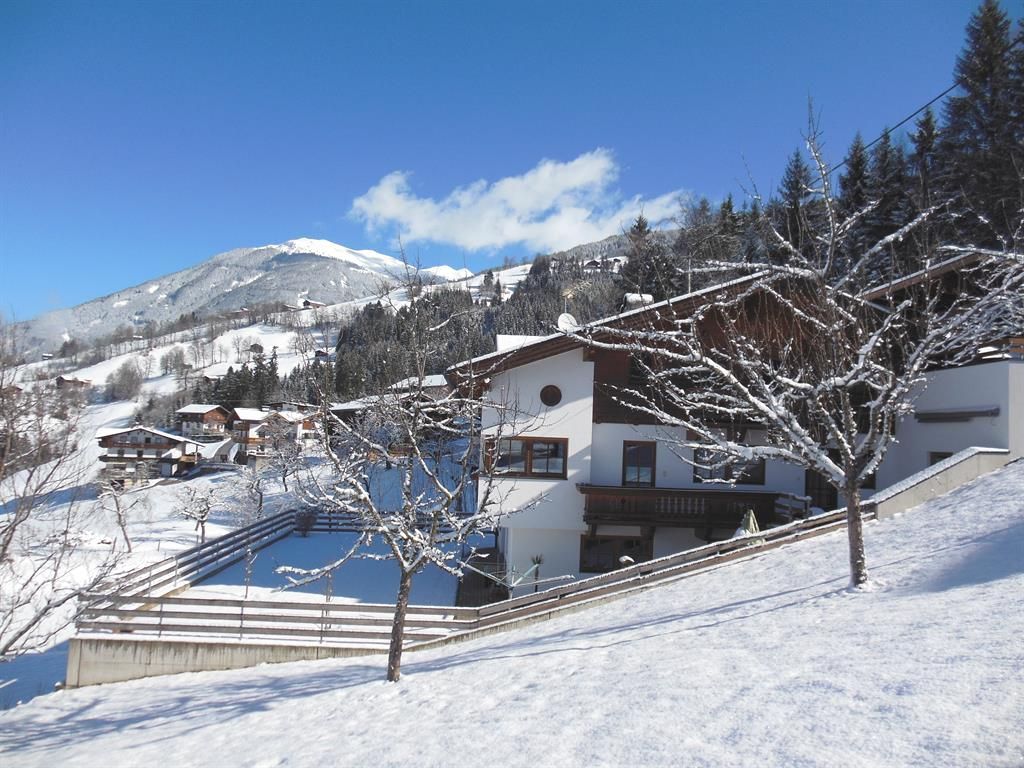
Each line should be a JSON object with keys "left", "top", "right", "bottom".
{"left": 577, "top": 484, "right": 802, "bottom": 529}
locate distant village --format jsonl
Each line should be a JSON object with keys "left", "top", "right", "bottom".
{"left": 94, "top": 374, "right": 451, "bottom": 489}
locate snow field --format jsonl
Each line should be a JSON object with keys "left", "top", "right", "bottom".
{"left": 2, "top": 461, "right": 1022, "bottom": 767}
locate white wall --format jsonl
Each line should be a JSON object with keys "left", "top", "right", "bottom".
{"left": 504, "top": 527, "right": 582, "bottom": 594}
{"left": 482, "top": 348, "right": 594, "bottom": 534}
{"left": 877, "top": 361, "right": 1019, "bottom": 489}
{"left": 590, "top": 423, "right": 805, "bottom": 496}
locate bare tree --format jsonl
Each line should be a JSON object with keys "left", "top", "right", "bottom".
{"left": 574, "top": 127, "right": 1023, "bottom": 587}
{"left": 283, "top": 262, "right": 525, "bottom": 682}
{"left": 265, "top": 421, "right": 303, "bottom": 492}
{"left": 0, "top": 321, "right": 123, "bottom": 658}
{"left": 99, "top": 480, "right": 147, "bottom": 553}
{"left": 177, "top": 484, "right": 217, "bottom": 543}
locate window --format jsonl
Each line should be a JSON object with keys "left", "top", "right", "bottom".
{"left": 580, "top": 535, "right": 653, "bottom": 573}
{"left": 540, "top": 385, "right": 562, "bottom": 407}
{"left": 136, "top": 450, "right": 144, "bottom": 458}
{"left": 693, "top": 449, "right": 765, "bottom": 485}
{"left": 622, "top": 441, "right": 656, "bottom": 487}
{"left": 490, "top": 437, "right": 568, "bottom": 478}
{"left": 929, "top": 451, "right": 954, "bottom": 466}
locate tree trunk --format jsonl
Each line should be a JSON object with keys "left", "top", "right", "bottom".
{"left": 386, "top": 569, "right": 414, "bottom": 682}
{"left": 845, "top": 478, "right": 869, "bottom": 587}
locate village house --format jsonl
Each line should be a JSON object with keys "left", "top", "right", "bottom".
{"left": 96, "top": 426, "right": 204, "bottom": 487}
{"left": 247, "top": 410, "right": 316, "bottom": 465}
{"left": 175, "top": 404, "right": 231, "bottom": 439}
{"left": 54, "top": 375, "right": 91, "bottom": 390}
{"left": 230, "top": 407, "right": 269, "bottom": 462}
{"left": 448, "top": 276, "right": 1024, "bottom": 590}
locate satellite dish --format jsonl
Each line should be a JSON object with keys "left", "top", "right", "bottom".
{"left": 556, "top": 313, "right": 579, "bottom": 333}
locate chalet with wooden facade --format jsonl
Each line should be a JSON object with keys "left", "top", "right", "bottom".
{"left": 448, "top": 272, "right": 1024, "bottom": 592}
{"left": 230, "top": 407, "right": 269, "bottom": 461}
{"left": 176, "top": 404, "right": 231, "bottom": 439}
{"left": 96, "top": 426, "right": 204, "bottom": 487}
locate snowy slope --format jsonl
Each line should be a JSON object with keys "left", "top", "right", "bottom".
{"left": 2, "top": 460, "right": 1021, "bottom": 767}
{"left": 18, "top": 239, "right": 461, "bottom": 350}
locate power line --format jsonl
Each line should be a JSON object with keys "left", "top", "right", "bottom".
{"left": 825, "top": 32, "right": 1023, "bottom": 178}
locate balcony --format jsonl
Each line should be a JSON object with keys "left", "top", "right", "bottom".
{"left": 577, "top": 484, "right": 806, "bottom": 530}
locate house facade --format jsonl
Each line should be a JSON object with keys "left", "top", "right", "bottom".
{"left": 96, "top": 426, "right": 203, "bottom": 487}
{"left": 452, "top": 302, "right": 1023, "bottom": 593}
{"left": 176, "top": 404, "right": 231, "bottom": 439}
{"left": 231, "top": 407, "right": 269, "bottom": 463}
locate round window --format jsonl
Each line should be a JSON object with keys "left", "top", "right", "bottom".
{"left": 540, "top": 385, "right": 562, "bottom": 407}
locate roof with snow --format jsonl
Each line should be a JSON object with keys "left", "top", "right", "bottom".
{"left": 176, "top": 404, "right": 229, "bottom": 415}
{"left": 266, "top": 410, "right": 308, "bottom": 423}
{"left": 859, "top": 251, "right": 984, "bottom": 301}
{"left": 389, "top": 374, "right": 450, "bottom": 392}
{"left": 94, "top": 426, "right": 204, "bottom": 445}
{"left": 198, "top": 438, "right": 239, "bottom": 461}
{"left": 233, "top": 407, "right": 269, "bottom": 422}
{"left": 447, "top": 272, "right": 766, "bottom": 380}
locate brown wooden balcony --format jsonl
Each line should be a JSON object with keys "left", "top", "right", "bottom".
{"left": 577, "top": 484, "right": 804, "bottom": 530}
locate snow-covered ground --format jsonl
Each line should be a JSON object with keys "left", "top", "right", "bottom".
{"left": 187, "top": 530, "right": 460, "bottom": 606}
{"left": 2, "top": 460, "right": 1021, "bottom": 767}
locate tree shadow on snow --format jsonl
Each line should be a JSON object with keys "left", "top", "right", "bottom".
{"left": 918, "top": 519, "right": 1024, "bottom": 594}
{"left": 0, "top": 660, "right": 382, "bottom": 755}
{"left": 408, "top": 575, "right": 847, "bottom": 675}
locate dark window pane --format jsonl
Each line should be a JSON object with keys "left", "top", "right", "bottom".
{"left": 532, "top": 441, "right": 564, "bottom": 475}
{"left": 623, "top": 442, "right": 655, "bottom": 486}
{"left": 496, "top": 439, "right": 525, "bottom": 473}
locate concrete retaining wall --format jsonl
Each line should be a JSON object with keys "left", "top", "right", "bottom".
{"left": 874, "top": 449, "right": 1012, "bottom": 520}
{"left": 65, "top": 636, "right": 383, "bottom": 688}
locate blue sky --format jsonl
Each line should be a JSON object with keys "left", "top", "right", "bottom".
{"left": 0, "top": 0, "right": 998, "bottom": 320}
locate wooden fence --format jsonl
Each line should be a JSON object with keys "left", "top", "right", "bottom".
{"left": 78, "top": 503, "right": 873, "bottom": 650}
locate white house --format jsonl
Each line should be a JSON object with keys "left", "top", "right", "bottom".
{"left": 176, "top": 404, "right": 231, "bottom": 438}
{"left": 449, "top": 283, "right": 1023, "bottom": 592}
{"left": 96, "top": 426, "right": 204, "bottom": 487}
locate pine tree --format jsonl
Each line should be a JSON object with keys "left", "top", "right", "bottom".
{"left": 864, "top": 131, "right": 911, "bottom": 278}
{"left": 838, "top": 133, "right": 872, "bottom": 274}
{"left": 776, "top": 149, "right": 814, "bottom": 260}
{"left": 619, "top": 214, "right": 676, "bottom": 301}
{"left": 839, "top": 133, "right": 870, "bottom": 217}
{"left": 909, "top": 107, "right": 941, "bottom": 259}
{"left": 940, "top": 0, "right": 1021, "bottom": 245}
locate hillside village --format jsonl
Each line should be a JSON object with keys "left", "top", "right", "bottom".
{"left": 2, "top": 1, "right": 1024, "bottom": 766}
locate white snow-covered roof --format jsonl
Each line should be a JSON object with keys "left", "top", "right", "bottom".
{"left": 329, "top": 396, "right": 383, "bottom": 413}
{"left": 233, "top": 408, "right": 269, "bottom": 422}
{"left": 198, "top": 438, "right": 238, "bottom": 461}
{"left": 268, "top": 410, "right": 307, "bottom": 423}
{"left": 176, "top": 404, "right": 226, "bottom": 415}
{"left": 95, "top": 425, "right": 204, "bottom": 445}
{"left": 496, "top": 335, "right": 545, "bottom": 352}
{"left": 389, "top": 374, "right": 450, "bottom": 391}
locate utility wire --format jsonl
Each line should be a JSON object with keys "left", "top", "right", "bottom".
{"left": 825, "top": 32, "right": 1023, "bottom": 178}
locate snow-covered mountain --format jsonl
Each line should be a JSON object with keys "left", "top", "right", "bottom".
{"left": 19, "top": 239, "right": 469, "bottom": 350}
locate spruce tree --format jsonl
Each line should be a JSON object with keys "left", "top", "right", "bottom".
{"left": 940, "top": 0, "right": 1021, "bottom": 245}
{"left": 776, "top": 149, "right": 813, "bottom": 260}
{"left": 864, "top": 131, "right": 911, "bottom": 278}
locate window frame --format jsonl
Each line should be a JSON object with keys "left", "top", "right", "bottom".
{"left": 622, "top": 440, "right": 656, "bottom": 487}
{"left": 488, "top": 436, "right": 569, "bottom": 479}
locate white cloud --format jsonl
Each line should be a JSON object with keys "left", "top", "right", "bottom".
{"left": 350, "top": 149, "right": 684, "bottom": 253}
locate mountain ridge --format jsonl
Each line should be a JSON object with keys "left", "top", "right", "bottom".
{"left": 17, "top": 238, "right": 468, "bottom": 351}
